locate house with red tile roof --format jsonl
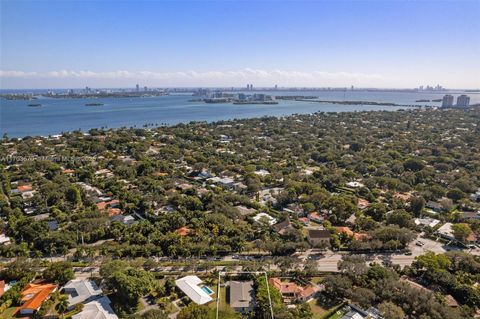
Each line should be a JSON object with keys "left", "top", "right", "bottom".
{"left": 18, "top": 184, "right": 33, "bottom": 192}
{"left": 268, "top": 278, "right": 318, "bottom": 302}
{"left": 16, "top": 283, "right": 57, "bottom": 315}
{"left": 335, "top": 227, "right": 370, "bottom": 241}
{"left": 357, "top": 198, "right": 370, "bottom": 210}
{"left": 298, "top": 217, "right": 310, "bottom": 226}
{"left": 107, "top": 208, "right": 122, "bottom": 217}
{"left": 175, "top": 227, "right": 191, "bottom": 236}
{"left": 307, "top": 212, "right": 323, "bottom": 223}
{"left": 0, "top": 280, "right": 5, "bottom": 298}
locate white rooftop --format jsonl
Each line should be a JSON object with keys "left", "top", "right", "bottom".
{"left": 72, "top": 296, "right": 118, "bottom": 319}
{"left": 253, "top": 213, "right": 277, "bottom": 225}
{"left": 437, "top": 222, "right": 454, "bottom": 237}
{"left": 414, "top": 217, "right": 440, "bottom": 228}
{"left": 63, "top": 279, "right": 103, "bottom": 306}
{"left": 175, "top": 275, "right": 213, "bottom": 305}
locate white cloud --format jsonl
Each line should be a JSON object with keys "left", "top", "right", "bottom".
{"left": 0, "top": 68, "right": 384, "bottom": 86}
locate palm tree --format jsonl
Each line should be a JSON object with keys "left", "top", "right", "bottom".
{"left": 55, "top": 295, "right": 69, "bottom": 319}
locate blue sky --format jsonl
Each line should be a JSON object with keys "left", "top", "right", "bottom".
{"left": 1, "top": 0, "right": 479, "bottom": 89}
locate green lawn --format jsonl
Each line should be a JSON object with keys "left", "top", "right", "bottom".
{"left": 0, "top": 307, "right": 18, "bottom": 319}
{"left": 308, "top": 299, "right": 344, "bottom": 319}
{"left": 208, "top": 286, "right": 241, "bottom": 319}
{"left": 308, "top": 299, "right": 330, "bottom": 319}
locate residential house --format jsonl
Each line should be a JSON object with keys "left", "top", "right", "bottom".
{"left": 234, "top": 205, "right": 256, "bottom": 217}
{"left": 272, "top": 220, "right": 294, "bottom": 235}
{"left": 336, "top": 227, "right": 369, "bottom": 241}
{"left": 458, "top": 211, "right": 480, "bottom": 221}
{"left": 414, "top": 217, "right": 441, "bottom": 229}
{"left": 307, "top": 229, "right": 331, "bottom": 247}
{"left": 0, "top": 281, "right": 5, "bottom": 297}
{"left": 307, "top": 212, "right": 324, "bottom": 224}
{"left": 254, "top": 169, "right": 270, "bottom": 177}
{"left": 346, "top": 181, "right": 365, "bottom": 188}
{"left": 63, "top": 279, "right": 103, "bottom": 309}
{"left": 253, "top": 213, "right": 277, "bottom": 226}
{"left": 436, "top": 223, "right": 455, "bottom": 241}
{"left": 357, "top": 198, "right": 370, "bottom": 210}
{"left": 16, "top": 282, "right": 58, "bottom": 315}
{"left": 175, "top": 276, "right": 213, "bottom": 305}
{"left": 436, "top": 223, "right": 477, "bottom": 244}
{"left": 175, "top": 227, "right": 191, "bottom": 236}
{"left": 0, "top": 233, "right": 11, "bottom": 246}
{"left": 268, "top": 278, "right": 318, "bottom": 302}
{"left": 229, "top": 281, "right": 255, "bottom": 313}
{"left": 426, "top": 201, "right": 445, "bottom": 213}
{"left": 72, "top": 296, "right": 119, "bottom": 319}
{"left": 298, "top": 217, "right": 310, "bottom": 226}
{"left": 283, "top": 203, "right": 306, "bottom": 217}
{"left": 339, "top": 304, "right": 382, "bottom": 319}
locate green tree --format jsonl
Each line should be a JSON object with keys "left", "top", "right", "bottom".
{"left": 177, "top": 303, "right": 209, "bottom": 319}
{"left": 55, "top": 294, "right": 70, "bottom": 319}
{"left": 451, "top": 224, "right": 473, "bottom": 243}
{"left": 378, "top": 301, "right": 406, "bottom": 319}
{"left": 43, "top": 262, "right": 74, "bottom": 285}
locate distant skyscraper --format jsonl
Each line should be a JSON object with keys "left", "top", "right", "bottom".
{"left": 442, "top": 94, "right": 454, "bottom": 108}
{"left": 274, "top": 84, "right": 278, "bottom": 90}
{"left": 144, "top": 86, "right": 148, "bottom": 92}
{"left": 351, "top": 85, "right": 354, "bottom": 91}
{"left": 456, "top": 95, "right": 470, "bottom": 108}
{"left": 136, "top": 84, "right": 140, "bottom": 92}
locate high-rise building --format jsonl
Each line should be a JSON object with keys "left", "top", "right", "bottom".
{"left": 274, "top": 84, "right": 278, "bottom": 90}
{"left": 144, "top": 86, "right": 148, "bottom": 92}
{"left": 136, "top": 84, "right": 140, "bottom": 92}
{"left": 456, "top": 95, "right": 470, "bottom": 108}
{"left": 442, "top": 94, "right": 454, "bottom": 108}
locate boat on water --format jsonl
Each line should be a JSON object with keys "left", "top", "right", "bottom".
{"left": 27, "top": 103, "right": 42, "bottom": 107}
{"left": 432, "top": 99, "right": 442, "bottom": 102}
{"left": 85, "top": 103, "right": 105, "bottom": 106}
{"left": 416, "top": 99, "right": 430, "bottom": 102}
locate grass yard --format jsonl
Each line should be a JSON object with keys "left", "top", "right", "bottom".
{"left": 308, "top": 299, "right": 344, "bottom": 319}
{"left": 0, "top": 307, "right": 18, "bottom": 319}
{"left": 207, "top": 285, "right": 241, "bottom": 319}
{"left": 308, "top": 299, "right": 330, "bottom": 319}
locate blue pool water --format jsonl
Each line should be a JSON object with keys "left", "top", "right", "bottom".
{"left": 201, "top": 286, "right": 214, "bottom": 295}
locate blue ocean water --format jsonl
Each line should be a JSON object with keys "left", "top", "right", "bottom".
{"left": 1, "top": 91, "right": 478, "bottom": 137}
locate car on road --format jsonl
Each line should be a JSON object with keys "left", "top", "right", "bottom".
{"left": 404, "top": 251, "right": 413, "bottom": 255}
{"left": 416, "top": 241, "right": 425, "bottom": 246}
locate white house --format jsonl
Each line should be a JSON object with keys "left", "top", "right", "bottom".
{"left": 414, "top": 217, "right": 440, "bottom": 229}
{"left": 253, "top": 213, "right": 277, "bottom": 226}
{"left": 175, "top": 276, "right": 213, "bottom": 305}
{"left": 436, "top": 223, "right": 455, "bottom": 240}
{"left": 72, "top": 296, "right": 118, "bottom": 319}
{"left": 63, "top": 279, "right": 103, "bottom": 309}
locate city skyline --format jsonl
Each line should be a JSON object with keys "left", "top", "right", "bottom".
{"left": 1, "top": 0, "right": 479, "bottom": 89}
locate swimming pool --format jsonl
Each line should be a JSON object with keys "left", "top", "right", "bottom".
{"left": 201, "top": 286, "right": 214, "bottom": 295}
